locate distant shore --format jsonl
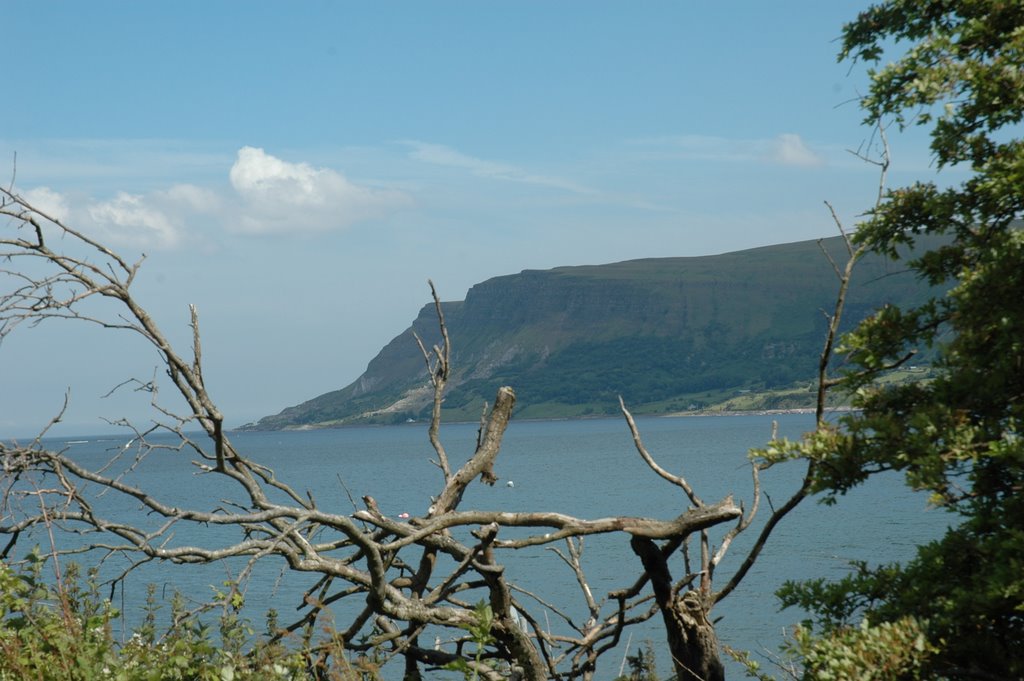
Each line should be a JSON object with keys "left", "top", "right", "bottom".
{"left": 232, "top": 406, "right": 860, "bottom": 432}
{"left": 661, "top": 406, "right": 856, "bottom": 418}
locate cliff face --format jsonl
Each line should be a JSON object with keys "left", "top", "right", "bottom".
{"left": 244, "top": 236, "right": 937, "bottom": 429}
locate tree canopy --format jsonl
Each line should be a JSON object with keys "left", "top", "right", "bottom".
{"left": 781, "top": 2, "right": 1024, "bottom": 679}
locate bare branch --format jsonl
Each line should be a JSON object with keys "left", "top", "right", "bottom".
{"left": 0, "top": 169, "right": 883, "bottom": 679}
{"left": 417, "top": 280, "right": 452, "bottom": 480}
{"left": 432, "top": 386, "right": 516, "bottom": 514}
{"left": 619, "top": 397, "right": 702, "bottom": 506}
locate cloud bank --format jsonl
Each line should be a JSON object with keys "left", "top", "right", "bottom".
{"left": 87, "top": 191, "right": 185, "bottom": 250}
{"left": 14, "top": 134, "right": 824, "bottom": 253}
{"left": 17, "top": 147, "right": 409, "bottom": 250}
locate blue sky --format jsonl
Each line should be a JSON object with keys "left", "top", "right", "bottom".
{"left": 1, "top": 2, "right": 950, "bottom": 436}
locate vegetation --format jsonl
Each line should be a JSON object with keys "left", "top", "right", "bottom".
{"left": 742, "top": 1, "right": 1024, "bottom": 678}
{"left": 612, "top": 641, "right": 658, "bottom": 681}
{"left": 0, "top": 554, "right": 324, "bottom": 680}
{"left": 731, "top": 617, "right": 938, "bottom": 681}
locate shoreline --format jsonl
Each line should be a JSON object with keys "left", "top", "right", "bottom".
{"left": 235, "top": 406, "right": 859, "bottom": 433}
{"left": 661, "top": 406, "right": 856, "bottom": 418}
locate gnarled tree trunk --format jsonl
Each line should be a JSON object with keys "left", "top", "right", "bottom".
{"left": 631, "top": 536, "right": 724, "bottom": 681}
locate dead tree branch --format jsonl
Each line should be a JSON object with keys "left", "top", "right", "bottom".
{"left": 0, "top": 173, "right": 871, "bottom": 679}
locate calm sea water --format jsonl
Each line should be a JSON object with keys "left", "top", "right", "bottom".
{"left": 27, "top": 413, "right": 949, "bottom": 678}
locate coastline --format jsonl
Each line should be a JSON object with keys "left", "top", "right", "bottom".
{"left": 661, "top": 406, "right": 856, "bottom": 418}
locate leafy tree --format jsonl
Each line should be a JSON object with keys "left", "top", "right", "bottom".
{"left": 780, "top": 2, "right": 1024, "bottom": 679}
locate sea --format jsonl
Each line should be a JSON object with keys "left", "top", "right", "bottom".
{"left": 18, "top": 412, "right": 950, "bottom": 679}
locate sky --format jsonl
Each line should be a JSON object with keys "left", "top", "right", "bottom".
{"left": 1, "top": 2, "right": 954, "bottom": 437}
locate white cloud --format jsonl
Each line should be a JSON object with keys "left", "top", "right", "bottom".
{"left": 14, "top": 187, "right": 200, "bottom": 251}
{"left": 21, "top": 186, "right": 70, "bottom": 223}
{"left": 404, "top": 141, "right": 597, "bottom": 195}
{"left": 8, "top": 148, "right": 408, "bottom": 248}
{"left": 228, "top": 146, "right": 407, "bottom": 234}
{"left": 770, "top": 133, "right": 824, "bottom": 167}
{"left": 87, "top": 192, "right": 183, "bottom": 250}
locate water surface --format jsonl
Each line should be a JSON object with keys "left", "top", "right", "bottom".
{"left": 28, "top": 413, "right": 948, "bottom": 677}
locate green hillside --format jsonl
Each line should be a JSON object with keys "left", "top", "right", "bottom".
{"left": 242, "top": 235, "right": 939, "bottom": 430}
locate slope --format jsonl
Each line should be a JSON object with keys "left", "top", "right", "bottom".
{"left": 243, "top": 235, "right": 936, "bottom": 429}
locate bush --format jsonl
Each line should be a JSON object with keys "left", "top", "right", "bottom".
{"left": 0, "top": 553, "right": 365, "bottom": 681}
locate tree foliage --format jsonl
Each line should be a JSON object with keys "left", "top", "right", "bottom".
{"left": 783, "top": 2, "right": 1024, "bottom": 679}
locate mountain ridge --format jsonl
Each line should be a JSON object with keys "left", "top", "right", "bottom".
{"left": 243, "top": 235, "right": 938, "bottom": 430}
